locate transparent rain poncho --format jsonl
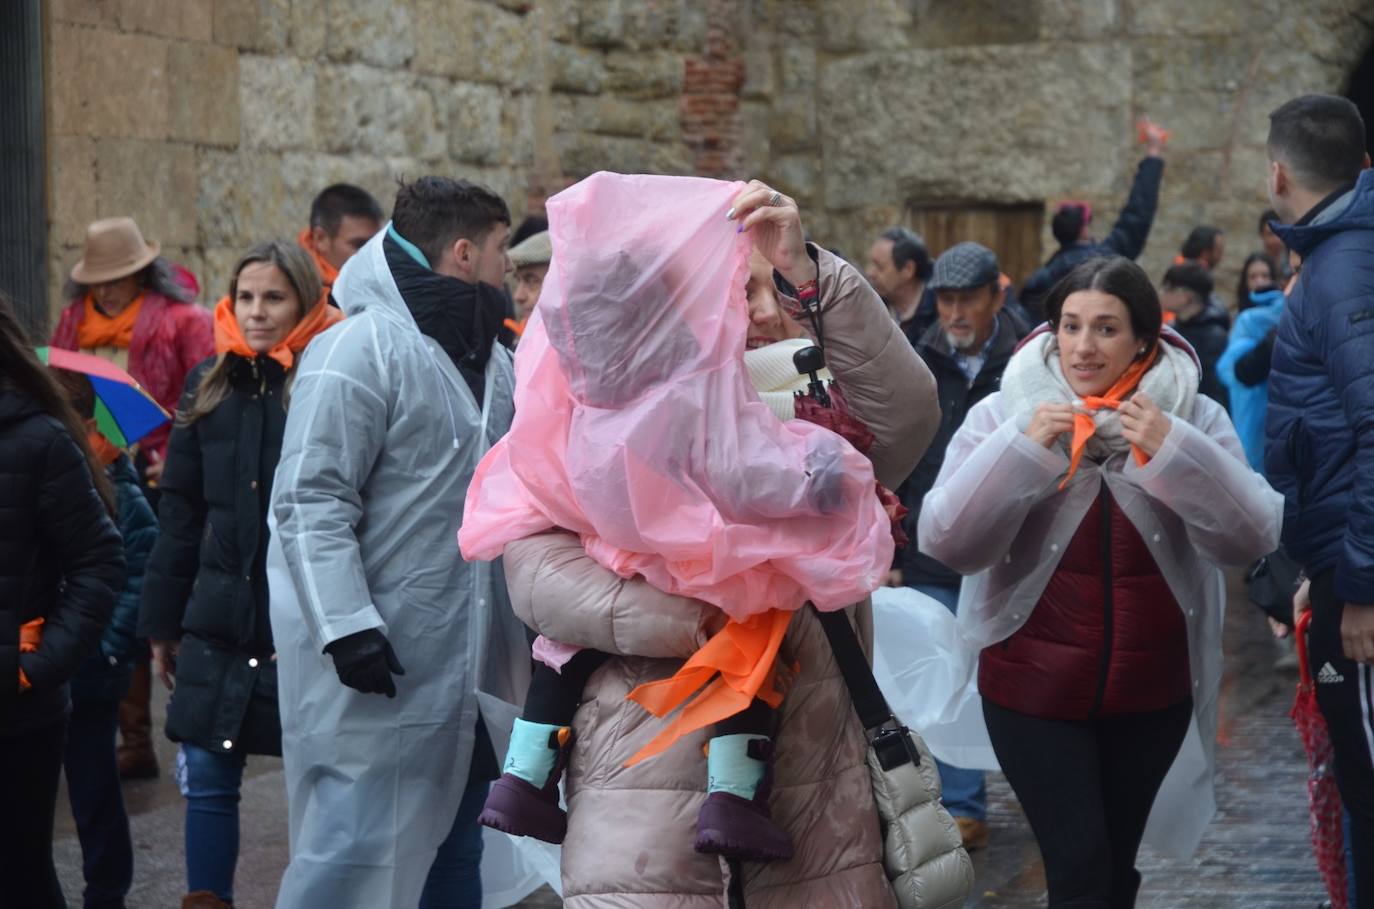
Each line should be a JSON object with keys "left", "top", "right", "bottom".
{"left": 460, "top": 172, "right": 892, "bottom": 620}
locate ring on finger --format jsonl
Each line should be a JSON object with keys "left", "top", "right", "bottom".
{"left": 766, "top": 190, "right": 782, "bottom": 207}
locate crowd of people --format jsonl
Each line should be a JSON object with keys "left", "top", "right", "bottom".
{"left": 0, "top": 90, "right": 1370, "bottom": 909}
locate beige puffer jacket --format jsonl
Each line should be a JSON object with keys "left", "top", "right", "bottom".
{"left": 504, "top": 248, "right": 938, "bottom": 908}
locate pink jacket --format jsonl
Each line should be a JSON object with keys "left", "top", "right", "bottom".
{"left": 504, "top": 249, "right": 939, "bottom": 907}
{"left": 50, "top": 289, "right": 214, "bottom": 459}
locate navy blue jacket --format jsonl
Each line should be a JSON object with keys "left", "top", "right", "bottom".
{"left": 1021, "top": 157, "right": 1166, "bottom": 321}
{"left": 1265, "top": 170, "right": 1374, "bottom": 602}
{"left": 72, "top": 454, "right": 158, "bottom": 701}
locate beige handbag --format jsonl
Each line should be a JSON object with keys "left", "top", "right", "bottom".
{"left": 816, "top": 607, "right": 975, "bottom": 908}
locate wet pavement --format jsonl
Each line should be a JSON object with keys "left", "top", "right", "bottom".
{"left": 53, "top": 574, "right": 1328, "bottom": 907}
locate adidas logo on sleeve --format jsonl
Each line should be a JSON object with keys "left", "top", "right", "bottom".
{"left": 1316, "top": 662, "right": 1345, "bottom": 685}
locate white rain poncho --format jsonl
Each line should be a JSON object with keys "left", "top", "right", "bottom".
{"left": 267, "top": 228, "right": 544, "bottom": 907}
{"left": 903, "top": 345, "right": 1282, "bottom": 857}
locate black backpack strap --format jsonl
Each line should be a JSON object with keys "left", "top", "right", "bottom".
{"left": 813, "top": 605, "right": 923, "bottom": 772}
{"left": 812, "top": 606, "right": 893, "bottom": 730}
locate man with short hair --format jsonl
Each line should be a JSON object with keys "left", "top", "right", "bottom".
{"left": 270, "top": 177, "right": 529, "bottom": 907}
{"left": 900, "top": 241, "right": 1028, "bottom": 851}
{"left": 1179, "top": 225, "right": 1226, "bottom": 270}
{"left": 1160, "top": 262, "right": 1229, "bottom": 406}
{"left": 865, "top": 226, "right": 935, "bottom": 342}
{"left": 299, "top": 183, "right": 384, "bottom": 295}
{"left": 1022, "top": 120, "right": 1169, "bottom": 321}
{"left": 1263, "top": 93, "right": 1374, "bottom": 901}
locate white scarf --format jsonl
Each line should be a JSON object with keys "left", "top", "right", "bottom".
{"left": 1000, "top": 330, "right": 1199, "bottom": 460}
{"left": 743, "top": 338, "right": 832, "bottom": 422}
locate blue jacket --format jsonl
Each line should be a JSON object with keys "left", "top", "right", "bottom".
{"left": 1265, "top": 169, "right": 1374, "bottom": 602}
{"left": 1218, "top": 288, "right": 1284, "bottom": 474}
{"left": 72, "top": 453, "right": 158, "bottom": 701}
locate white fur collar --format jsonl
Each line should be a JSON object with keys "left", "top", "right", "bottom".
{"left": 1001, "top": 330, "right": 1199, "bottom": 460}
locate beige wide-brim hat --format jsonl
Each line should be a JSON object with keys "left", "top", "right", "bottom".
{"left": 509, "top": 230, "right": 551, "bottom": 268}
{"left": 70, "top": 216, "right": 161, "bottom": 284}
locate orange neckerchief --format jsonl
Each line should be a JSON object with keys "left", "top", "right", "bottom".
{"left": 213, "top": 295, "right": 344, "bottom": 371}
{"left": 89, "top": 430, "right": 122, "bottom": 466}
{"left": 503, "top": 317, "right": 525, "bottom": 338}
{"left": 77, "top": 293, "right": 144, "bottom": 350}
{"left": 298, "top": 227, "right": 339, "bottom": 291}
{"left": 623, "top": 609, "right": 793, "bottom": 766}
{"left": 17, "top": 617, "right": 43, "bottom": 691}
{"left": 1060, "top": 345, "right": 1160, "bottom": 490}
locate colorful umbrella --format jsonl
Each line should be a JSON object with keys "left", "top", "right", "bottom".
{"left": 1292, "top": 608, "right": 1349, "bottom": 909}
{"left": 35, "top": 346, "right": 171, "bottom": 447}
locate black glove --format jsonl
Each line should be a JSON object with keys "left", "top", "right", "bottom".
{"left": 324, "top": 629, "right": 406, "bottom": 698}
{"left": 1233, "top": 329, "right": 1276, "bottom": 387}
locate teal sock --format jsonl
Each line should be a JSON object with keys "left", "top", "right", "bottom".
{"left": 706, "top": 733, "right": 767, "bottom": 800}
{"left": 503, "top": 718, "right": 565, "bottom": 788}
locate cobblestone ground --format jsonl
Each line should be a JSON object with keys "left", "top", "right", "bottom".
{"left": 54, "top": 575, "right": 1328, "bottom": 907}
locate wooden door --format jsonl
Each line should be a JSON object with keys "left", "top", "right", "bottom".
{"left": 906, "top": 204, "right": 1045, "bottom": 287}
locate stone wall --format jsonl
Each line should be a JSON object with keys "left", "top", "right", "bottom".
{"left": 44, "top": 0, "right": 1374, "bottom": 318}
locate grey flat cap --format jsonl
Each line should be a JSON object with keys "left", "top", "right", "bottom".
{"left": 928, "top": 241, "right": 999, "bottom": 291}
{"left": 509, "top": 230, "right": 551, "bottom": 267}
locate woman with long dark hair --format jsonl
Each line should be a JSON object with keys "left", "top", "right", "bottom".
{"left": 919, "top": 257, "right": 1281, "bottom": 906}
{"left": 0, "top": 293, "right": 125, "bottom": 908}
{"left": 1234, "top": 251, "right": 1279, "bottom": 313}
{"left": 139, "top": 241, "right": 339, "bottom": 909}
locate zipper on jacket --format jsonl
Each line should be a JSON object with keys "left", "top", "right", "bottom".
{"left": 1088, "top": 478, "right": 1113, "bottom": 718}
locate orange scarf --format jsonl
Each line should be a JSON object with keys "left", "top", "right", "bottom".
{"left": 17, "top": 617, "right": 43, "bottom": 691}
{"left": 503, "top": 317, "right": 525, "bottom": 339}
{"left": 77, "top": 293, "right": 144, "bottom": 350}
{"left": 298, "top": 227, "right": 339, "bottom": 291}
{"left": 89, "top": 430, "right": 122, "bottom": 466}
{"left": 623, "top": 609, "right": 793, "bottom": 766}
{"left": 1060, "top": 345, "right": 1159, "bottom": 490}
{"left": 213, "top": 295, "right": 344, "bottom": 371}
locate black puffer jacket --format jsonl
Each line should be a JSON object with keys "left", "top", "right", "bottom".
{"left": 72, "top": 454, "right": 158, "bottom": 702}
{"left": 1174, "top": 298, "right": 1231, "bottom": 409}
{"left": 0, "top": 387, "right": 123, "bottom": 735}
{"left": 899, "top": 310, "right": 1025, "bottom": 588}
{"left": 140, "top": 355, "right": 286, "bottom": 755}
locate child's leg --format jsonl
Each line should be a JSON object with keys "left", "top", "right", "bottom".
{"left": 481, "top": 647, "right": 609, "bottom": 843}
{"left": 706, "top": 698, "right": 778, "bottom": 800}
{"left": 697, "top": 695, "right": 793, "bottom": 860}
{"left": 521, "top": 649, "right": 611, "bottom": 726}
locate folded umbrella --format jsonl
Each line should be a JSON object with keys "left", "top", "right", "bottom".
{"left": 36, "top": 346, "right": 171, "bottom": 446}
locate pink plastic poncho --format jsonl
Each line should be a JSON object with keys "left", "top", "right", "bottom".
{"left": 460, "top": 172, "right": 893, "bottom": 621}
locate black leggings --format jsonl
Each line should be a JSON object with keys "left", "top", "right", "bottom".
{"left": 522, "top": 647, "right": 775, "bottom": 738}
{"left": 983, "top": 697, "right": 1193, "bottom": 908}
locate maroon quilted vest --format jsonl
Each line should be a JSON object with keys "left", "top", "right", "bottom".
{"left": 978, "top": 481, "right": 1191, "bottom": 720}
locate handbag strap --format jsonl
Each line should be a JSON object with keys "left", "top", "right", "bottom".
{"left": 812, "top": 606, "right": 894, "bottom": 731}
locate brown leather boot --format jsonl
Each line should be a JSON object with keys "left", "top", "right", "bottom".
{"left": 117, "top": 660, "right": 159, "bottom": 779}
{"left": 182, "top": 891, "right": 231, "bottom": 908}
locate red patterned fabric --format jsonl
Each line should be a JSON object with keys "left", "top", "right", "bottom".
{"left": 51, "top": 272, "right": 213, "bottom": 460}
{"left": 1292, "top": 610, "right": 1349, "bottom": 909}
